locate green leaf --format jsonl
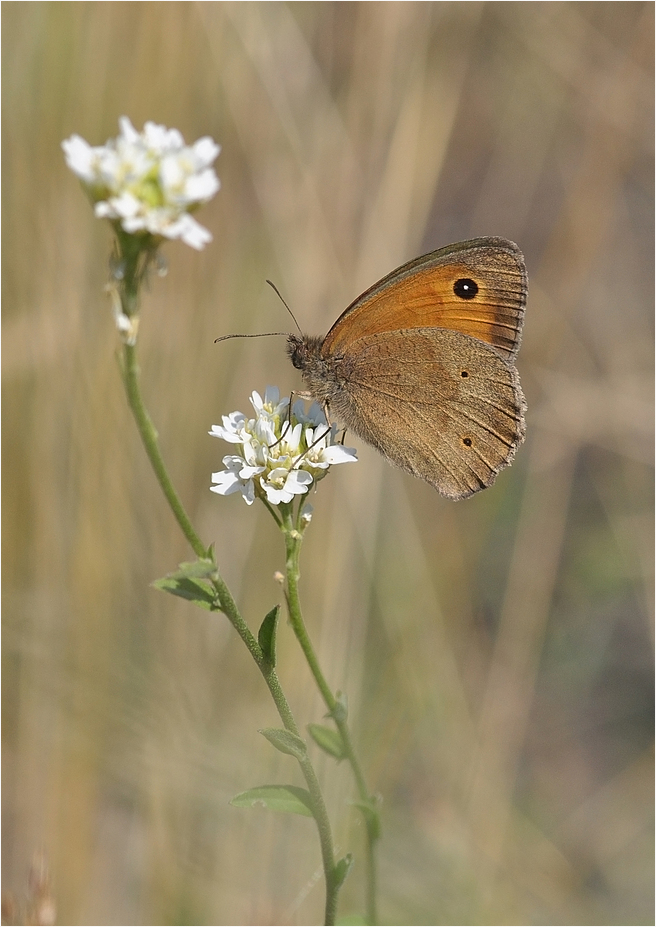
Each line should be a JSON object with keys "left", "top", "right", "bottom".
{"left": 152, "top": 576, "right": 216, "bottom": 609}
{"left": 152, "top": 559, "right": 219, "bottom": 610}
{"left": 230, "top": 785, "right": 314, "bottom": 817}
{"left": 259, "top": 728, "right": 307, "bottom": 760}
{"left": 333, "top": 853, "right": 354, "bottom": 889}
{"left": 307, "top": 723, "right": 346, "bottom": 760}
{"left": 258, "top": 605, "right": 280, "bottom": 666}
{"left": 352, "top": 800, "right": 381, "bottom": 841}
{"left": 172, "top": 558, "right": 218, "bottom": 579}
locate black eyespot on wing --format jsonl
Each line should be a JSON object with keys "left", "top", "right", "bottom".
{"left": 462, "top": 436, "right": 473, "bottom": 447}
{"left": 454, "top": 278, "right": 478, "bottom": 300}
{"left": 460, "top": 369, "right": 469, "bottom": 378}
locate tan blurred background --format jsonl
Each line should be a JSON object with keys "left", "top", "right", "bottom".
{"left": 2, "top": 3, "right": 653, "bottom": 925}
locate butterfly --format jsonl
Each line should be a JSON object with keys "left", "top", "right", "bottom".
{"left": 286, "top": 238, "right": 527, "bottom": 499}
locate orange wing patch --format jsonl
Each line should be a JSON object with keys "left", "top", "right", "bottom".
{"left": 323, "top": 244, "right": 526, "bottom": 360}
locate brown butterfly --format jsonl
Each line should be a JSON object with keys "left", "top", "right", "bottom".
{"left": 287, "top": 238, "right": 527, "bottom": 500}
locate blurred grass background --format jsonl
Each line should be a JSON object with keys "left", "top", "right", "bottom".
{"left": 2, "top": 2, "right": 653, "bottom": 924}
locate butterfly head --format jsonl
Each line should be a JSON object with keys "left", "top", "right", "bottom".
{"left": 287, "top": 333, "right": 338, "bottom": 405}
{"left": 287, "top": 333, "right": 322, "bottom": 371}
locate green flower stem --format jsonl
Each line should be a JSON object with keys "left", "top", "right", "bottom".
{"left": 259, "top": 661, "right": 338, "bottom": 926}
{"left": 122, "top": 342, "right": 207, "bottom": 559}
{"left": 116, "top": 236, "right": 207, "bottom": 560}
{"left": 283, "top": 508, "right": 379, "bottom": 926}
{"left": 116, "top": 260, "right": 339, "bottom": 923}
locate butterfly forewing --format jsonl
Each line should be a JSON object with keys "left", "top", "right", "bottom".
{"left": 323, "top": 239, "right": 526, "bottom": 361}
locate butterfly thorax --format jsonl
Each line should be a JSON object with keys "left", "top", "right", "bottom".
{"left": 287, "top": 334, "right": 344, "bottom": 405}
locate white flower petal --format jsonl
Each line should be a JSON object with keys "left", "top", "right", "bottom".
{"left": 180, "top": 168, "right": 220, "bottom": 204}
{"left": 308, "top": 402, "right": 327, "bottom": 424}
{"left": 261, "top": 483, "right": 287, "bottom": 505}
{"left": 304, "top": 425, "right": 331, "bottom": 448}
{"left": 250, "top": 391, "right": 266, "bottom": 413}
{"left": 210, "top": 471, "right": 242, "bottom": 494}
{"left": 209, "top": 413, "right": 250, "bottom": 443}
{"left": 266, "top": 466, "right": 292, "bottom": 484}
{"left": 319, "top": 445, "right": 358, "bottom": 465}
{"left": 159, "top": 156, "right": 185, "bottom": 192}
{"left": 284, "top": 469, "right": 313, "bottom": 492}
{"left": 293, "top": 399, "right": 327, "bottom": 427}
{"left": 101, "top": 191, "right": 142, "bottom": 220}
{"left": 264, "top": 385, "right": 283, "bottom": 405}
{"left": 61, "top": 135, "right": 98, "bottom": 183}
{"left": 210, "top": 464, "right": 256, "bottom": 505}
{"left": 253, "top": 418, "right": 277, "bottom": 447}
{"left": 193, "top": 137, "right": 221, "bottom": 167}
{"left": 219, "top": 455, "right": 246, "bottom": 471}
{"left": 154, "top": 213, "right": 212, "bottom": 249}
{"left": 239, "top": 464, "right": 265, "bottom": 479}
{"left": 240, "top": 482, "right": 256, "bottom": 505}
{"left": 118, "top": 116, "right": 140, "bottom": 144}
{"left": 282, "top": 422, "right": 303, "bottom": 453}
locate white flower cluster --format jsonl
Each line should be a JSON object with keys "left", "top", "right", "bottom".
{"left": 210, "top": 388, "right": 357, "bottom": 506}
{"left": 62, "top": 117, "right": 220, "bottom": 250}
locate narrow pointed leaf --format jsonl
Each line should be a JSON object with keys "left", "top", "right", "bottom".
{"left": 258, "top": 605, "right": 280, "bottom": 666}
{"left": 259, "top": 727, "right": 307, "bottom": 760}
{"left": 307, "top": 723, "right": 346, "bottom": 760}
{"left": 152, "top": 575, "right": 216, "bottom": 608}
{"left": 230, "top": 785, "right": 314, "bottom": 817}
{"left": 333, "top": 853, "right": 354, "bottom": 889}
{"left": 152, "top": 559, "right": 219, "bottom": 610}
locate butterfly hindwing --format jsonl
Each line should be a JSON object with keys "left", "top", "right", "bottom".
{"left": 328, "top": 327, "right": 526, "bottom": 499}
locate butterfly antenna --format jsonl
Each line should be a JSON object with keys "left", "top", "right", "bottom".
{"left": 214, "top": 331, "right": 287, "bottom": 344}
{"left": 266, "top": 279, "right": 303, "bottom": 334}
